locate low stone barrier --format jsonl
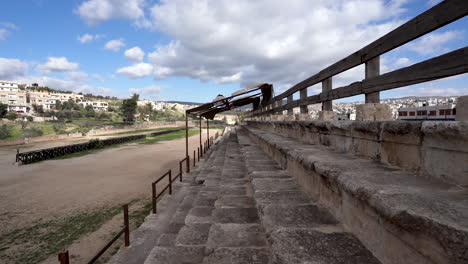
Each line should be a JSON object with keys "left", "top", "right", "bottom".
{"left": 245, "top": 120, "right": 468, "bottom": 186}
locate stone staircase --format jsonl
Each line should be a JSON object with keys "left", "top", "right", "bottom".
{"left": 108, "top": 127, "right": 381, "bottom": 264}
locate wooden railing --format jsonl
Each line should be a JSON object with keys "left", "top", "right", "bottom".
{"left": 248, "top": 0, "right": 468, "bottom": 117}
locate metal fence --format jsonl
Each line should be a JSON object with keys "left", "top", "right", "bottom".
{"left": 16, "top": 134, "right": 146, "bottom": 164}
{"left": 58, "top": 204, "right": 130, "bottom": 264}
{"left": 57, "top": 127, "right": 222, "bottom": 264}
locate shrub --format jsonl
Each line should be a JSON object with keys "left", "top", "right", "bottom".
{"left": 5, "top": 112, "right": 18, "bottom": 121}
{"left": 26, "top": 116, "right": 33, "bottom": 122}
{"left": 22, "top": 127, "right": 43, "bottom": 138}
{"left": 0, "top": 103, "right": 8, "bottom": 118}
{"left": 88, "top": 139, "right": 104, "bottom": 149}
{"left": 0, "top": 124, "right": 11, "bottom": 139}
{"left": 53, "top": 123, "right": 67, "bottom": 134}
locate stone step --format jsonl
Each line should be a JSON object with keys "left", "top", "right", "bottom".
{"left": 108, "top": 132, "right": 228, "bottom": 264}
{"left": 237, "top": 129, "right": 381, "bottom": 264}
{"left": 241, "top": 125, "right": 468, "bottom": 264}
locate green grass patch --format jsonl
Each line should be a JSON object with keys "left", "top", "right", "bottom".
{"left": 136, "top": 129, "right": 199, "bottom": 145}
{"left": 97, "top": 126, "right": 185, "bottom": 137}
{"left": 0, "top": 205, "right": 123, "bottom": 264}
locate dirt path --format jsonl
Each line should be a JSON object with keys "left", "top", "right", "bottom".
{"left": 0, "top": 129, "right": 220, "bottom": 263}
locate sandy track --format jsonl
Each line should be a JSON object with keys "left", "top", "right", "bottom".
{"left": 0, "top": 129, "right": 215, "bottom": 235}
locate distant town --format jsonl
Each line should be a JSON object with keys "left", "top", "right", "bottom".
{"left": 0, "top": 79, "right": 462, "bottom": 123}
{"left": 291, "top": 96, "right": 459, "bottom": 121}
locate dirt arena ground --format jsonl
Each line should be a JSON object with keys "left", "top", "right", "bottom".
{"left": 0, "top": 129, "right": 218, "bottom": 263}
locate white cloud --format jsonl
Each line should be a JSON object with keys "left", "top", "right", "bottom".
{"left": 406, "top": 30, "right": 463, "bottom": 55}
{"left": 0, "top": 22, "right": 17, "bottom": 30}
{"left": 36, "top": 57, "right": 79, "bottom": 74}
{"left": 0, "top": 58, "right": 29, "bottom": 79}
{"left": 124, "top": 46, "right": 145, "bottom": 62}
{"left": 0, "top": 22, "right": 17, "bottom": 41}
{"left": 77, "top": 33, "right": 93, "bottom": 43}
{"left": 397, "top": 87, "right": 468, "bottom": 97}
{"left": 105, "top": 38, "right": 125, "bottom": 51}
{"left": 144, "top": 0, "right": 407, "bottom": 87}
{"left": 77, "top": 33, "right": 103, "bottom": 43}
{"left": 129, "top": 85, "right": 162, "bottom": 99}
{"left": 0, "top": 29, "right": 7, "bottom": 40}
{"left": 427, "top": 0, "right": 443, "bottom": 7}
{"left": 67, "top": 71, "right": 89, "bottom": 81}
{"left": 75, "top": 0, "right": 145, "bottom": 26}
{"left": 16, "top": 75, "right": 113, "bottom": 96}
{"left": 116, "top": 63, "right": 153, "bottom": 78}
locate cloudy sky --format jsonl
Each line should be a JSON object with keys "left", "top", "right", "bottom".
{"left": 0, "top": 0, "right": 466, "bottom": 103}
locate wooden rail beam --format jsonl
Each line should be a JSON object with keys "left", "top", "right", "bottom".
{"left": 271, "top": 0, "right": 468, "bottom": 103}
{"left": 256, "top": 47, "right": 468, "bottom": 116}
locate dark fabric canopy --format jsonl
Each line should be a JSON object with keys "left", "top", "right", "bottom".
{"left": 187, "top": 83, "right": 273, "bottom": 119}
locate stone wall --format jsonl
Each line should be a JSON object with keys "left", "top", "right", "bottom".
{"left": 245, "top": 120, "right": 468, "bottom": 186}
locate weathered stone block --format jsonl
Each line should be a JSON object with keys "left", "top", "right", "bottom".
{"left": 261, "top": 204, "right": 337, "bottom": 232}
{"left": 355, "top": 103, "right": 392, "bottom": 121}
{"left": 455, "top": 95, "right": 468, "bottom": 121}
{"left": 269, "top": 229, "right": 380, "bottom": 264}
{"left": 206, "top": 224, "right": 267, "bottom": 248}
{"left": 175, "top": 224, "right": 211, "bottom": 246}
{"left": 185, "top": 207, "right": 213, "bottom": 224}
{"left": 203, "top": 248, "right": 269, "bottom": 264}
{"left": 318, "top": 111, "right": 336, "bottom": 121}
{"left": 144, "top": 246, "right": 205, "bottom": 264}
{"left": 212, "top": 208, "right": 260, "bottom": 224}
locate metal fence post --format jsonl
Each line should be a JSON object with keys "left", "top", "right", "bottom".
{"left": 152, "top": 183, "right": 157, "bottom": 214}
{"left": 123, "top": 204, "right": 130, "bottom": 247}
{"left": 179, "top": 160, "right": 183, "bottom": 182}
{"left": 186, "top": 156, "right": 190, "bottom": 173}
{"left": 169, "top": 170, "right": 172, "bottom": 194}
{"left": 197, "top": 147, "right": 200, "bottom": 161}
{"left": 58, "top": 251, "right": 69, "bottom": 264}
{"left": 193, "top": 150, "right": 196, "bottom": 167}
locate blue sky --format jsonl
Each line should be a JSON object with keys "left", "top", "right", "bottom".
{"left": 0, "top": 0, "right": 466, "bottom": 103}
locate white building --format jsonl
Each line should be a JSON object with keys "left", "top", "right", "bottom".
{"left": 77, "top": 99, "right": 109, "bottom": 111}
{"left": 0, "top": 80, "right": 107, "bottom": 114}
{"left": 398, "top": 104, "right": 456, "bottom": 121}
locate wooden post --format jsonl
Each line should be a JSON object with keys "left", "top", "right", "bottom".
{"left": 123, "top": 204, "right": 130, "bottom": 247}
{"left": 287, "top": 95, "right": 293, "bottom": 115}
{"left": 365, "top": 56, "right": 380, "bottom": 103}
{"left": 152, "top": 183, "right": 156, "bottom": 214}
{"left": 197, "top": 147, "right": 200, "bottom": 161}
{"left": 58, "top": 251, "right": 69, "bottom": 264}
{"left": 277, "top": 99, "right": 282, "bottom": 115}
{"left": 193, "top": 150, "right": 196, "bottom": 167}
{"left": 300, "top": 89, "right": 308, "bottom": 114}
{"left": 185, "top": 111, "right": 189, "bottom": 163}
{"left": 168, "top": 170, "right": 172, "bottom": 194}
{"left": 179, "top": 160, "right": 183, "bottom": 178}
{"left": 199, "top": 117, "right": 202, "bottom": 157}
{"left": 206, "top": 119, "right": 209, "bottom": 149}
{"left": 322, "top": 78, "right": 333, "bottom": 111}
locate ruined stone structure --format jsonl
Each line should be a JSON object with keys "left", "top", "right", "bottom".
{"left": 107, "top": 122, "right": 467, "bottom": 264}
{"left": 104, "top": 1, "right": 468, "bottom": 263}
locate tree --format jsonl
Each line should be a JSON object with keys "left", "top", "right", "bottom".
{"left": 120, "top": 94, "right": 139, "bottom": 124}
{"left": 84, "top": 104, "right": 95, "bottom": 118}
{"left": 0, "top": 103, "right": 8, "bottom": 118}
{"left": 32, "top": 104, "right": 44, "bottom": 114}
